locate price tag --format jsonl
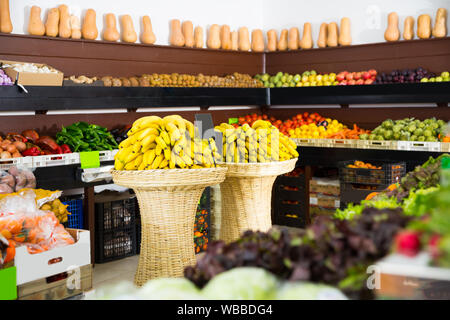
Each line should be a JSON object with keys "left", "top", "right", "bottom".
{"left": 228, "top": 118, "right": 238, "bottom": 124}
{"left": 80, "top": 151, "right": 100, "bottom": 169}
{"left": 0, "top": 266, "right": 17, "bottom": 300}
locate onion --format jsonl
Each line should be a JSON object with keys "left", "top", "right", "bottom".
{"left": 0, "top": 139, "right": 11, "bottom": 149}
{"left": 12, "top": 151, "right": 22, "bottom": 158}
{"left": 13, "top": 141, "right": 26, "bottom": 152}
{"left": 1, "top": 151, "right": 11, "bottom": 159}
{"left": 5, "top": 144, "right": 17, "bottom": 154}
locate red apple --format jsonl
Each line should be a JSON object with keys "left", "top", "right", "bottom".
{"left": 364, "top": 79, "right": 374, "bottom": 85}
{"left": 338, "top": 80, "right": 347, "bottom": 85}
{"left": 354, "top": 72, "right": 362, "bottom": 80}
{"left": 336, "top": 73, "right": 346, "bottom": 82}
{"left": 345, "top": 73, "right": 353, "bottom": 81}
{"left": 368, "top": 69, "right": 377, "bottom": 77}
{"left": 363, "top": 72, "right": 371, "bottom": 80}
{"left": 395, "top": 231, "right": 421, "bottom": 257}
{"left": 348, "top": 79, "right": 356, "bottom": 85}
{"left": 355, "top": 79, "right": 364, "bottom": 85}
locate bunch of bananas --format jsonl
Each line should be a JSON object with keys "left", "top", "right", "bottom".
{"left": 114, "top": 115, "right": 221, "bottom": 170}
{"left": 41, "top": 199, "right": 70, "bottom": 223}
{"left": 214, "top": 120, "right": 299, "bottom": 163}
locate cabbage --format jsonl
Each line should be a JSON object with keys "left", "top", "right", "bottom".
{"left": 276, "top": 282, "right": 348, "bottom": 300}
{"left": 88, "top": 281, "right": 140, "bottom": 300}
{"left": 138, "top": 278, "right": 204, "bottom": 300}
{"left": 202, "top": 267, "right": 278, "bottom": 300}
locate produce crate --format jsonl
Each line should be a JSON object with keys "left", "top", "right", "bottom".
{"left": 340, "top": 183, "right": 387, "bottom": 207}
{"left": 310, "top": 178, "right": 340, "bottom": 196}
{"left": 329, "top": 139, "right": 358, "bottom": 149}
{"left": 0, "top": 156, "right": 33, "bottom": 170}
{"left": 339, "top": 160, "right": 406, "bottom": 186}
{"left": 62, "top": 198, "right": 83, "bottom": 229}
{"left": 310, "top": 193, "right": 340, "bottom": 208}
{"left": 441, "top": 143, "right": 450, "bottom": 153}
{"left": 17, "top": 264, "right": 92, "bottom": 300}
{"left": 273, "top": 202, "right": 307, "bottom": 228}
{"left": 95, "top": 193, "right": 138, "bottom": 263}
{"left": 98, "top": 150, "right": 112, "bottom": 162}
{"left": 32, "top": 153, "right": 79, "bottom": 168}
{"left": 397, "top": 141, "right": 441, "bottom": 152}
{"left": 356, "top": 140, "right": 398, "bottom": 150}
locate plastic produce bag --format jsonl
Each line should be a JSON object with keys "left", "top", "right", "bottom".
{"left": 0, "top": 167, "right": 36, "bottom": 194}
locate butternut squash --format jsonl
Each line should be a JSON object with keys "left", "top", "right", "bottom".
{"left": 194, "top": 26, "right": 204, "bottom": 48}
{"left": 58, "top": 5, "right": 71, "bottom": 38}
{"left": 403, "top": 16, "right": 414, "bottom": 40}
{"left": 231, "top": 31, "right": 238, "bottom": 51}
{"left": 103, "top": 13, "right": 120, "bottom": 42}
{"left": 417, "top": 14, "right": 432, "bottom": 39}
{"left": 432, "top": 8, "right": 447, "bottom": 38}
{"left": 141, "top": 15, "right": 156, "bottom": 44}
{"left": 267, "top": 29, "right": 277, "bottom": 52}
{"left": 70, "top": 15, "right": 81, "bottom": 39}
{"left": 121, "top": 15, "right": 137, "bottom": 43}
{"left": 82, "top": 9, "right": 98, "bottom": 40}
{"left": 170, "top": 19, "right": 185, "bottom": 46}
{"left": 317, "top": 23, "right": 327, "bottom": 48}
{"left": 299, "top": 23, "right": 313, "bottom": 49}
{"left": 220, "top": 25, "right": 231, "bottom": 50}
{"left": 182, "top": 21, "right": 194, "bottom": 47}
{"left": 277, "top": 29, "right": 288, "bottom": 51}
{"left": 45, "top": 8, "right": 59, "bottom": 37}
{"left": 0, "top": 0, "right": 13, "bottom": 33}
{"left": 207, "top": 24, "right": 221, "bottom": 49}
{"left": 326, "top": 22, "right": 338, "bottom": 47}
{"left": 251, "top": 29, "right": 264, "bottom": 52}
{"left": 288, "top": 27, "right": 299, "bottom": 50}
{"left": 338, "top": 17, "right": 351, "bottom": 46}
{"left": 238, "top": 27, "right": 250, "bottom": 51}
{"left": 28, "top": 6, "right": 45, "bottom": 36}
{"left": 384, "top": 12, "right": 400, "bottom": 41}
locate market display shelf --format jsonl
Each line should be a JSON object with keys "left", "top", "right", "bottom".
{"left": 294, "top": 138, "right": 449, "bottom": 152}
{"left": 0, "top": 150, "right": 117, "bottom": 170}
{"left": 270, "top": 82, "right": 450, "bottom": 105}
{"left": 0, "top": 86, "right": 268, "bottom": 111}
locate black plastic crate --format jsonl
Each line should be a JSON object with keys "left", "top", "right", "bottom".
{"left": 340, "top": 183, "right": 387, "bottom": 207}
{"left": 95, "top": 198, "right": 137, "bottom": 232}
{"left": 95, "top": 228, "right": 137, "bottom": 263}
{"left": 339, "top": 160, "right": 406, "bottom": 186}
{"left": 272, "top": 203, "right": 307, "bottom": 228}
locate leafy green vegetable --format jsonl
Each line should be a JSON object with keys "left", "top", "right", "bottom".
{"left": 334, "top": 196, "right": 400, "bottom": 220}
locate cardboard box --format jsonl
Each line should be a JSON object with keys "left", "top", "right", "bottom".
{"left": 14, "top": 229, "right": 90, "bottom": 285}
{"left": 1, "top": 60, "right": 63, "bottom": 86}
{"left": 310, "top": 193, "right": 340, "bottom": 208}
{"left": 310, "top": 178, "right": 340, "bottom": 196}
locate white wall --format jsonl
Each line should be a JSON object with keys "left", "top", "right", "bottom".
{"left": 262, "top": 0, "right": 450, "bottom": 45}
{"left": 10, "top": 0, "right": 264, "bottom": 45}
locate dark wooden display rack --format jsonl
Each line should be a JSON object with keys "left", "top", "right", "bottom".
{"left": 1, "top": 33, "right": 450, "bottom": 263}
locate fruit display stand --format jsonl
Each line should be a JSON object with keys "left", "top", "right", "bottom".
{"left": 111, "top": 168, "right": 227, "bottom": 286}
{"left": 219, "top": 158, "right": 297, "bottom": 243}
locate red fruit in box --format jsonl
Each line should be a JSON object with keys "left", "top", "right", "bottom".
{"left": 368, "top": 69, "right": 377, "bottom": 76}
{"left": 364, "top": 79, "right": 374, "bottom": 85}
{"left": 428, "top": 234, "right": 441, "bottom": 260}
{"left": 345, "top": 73, "right": 353, "bottom": 81}
{"left": 356, "top": 79, "right": 364, "bottom": 85}
{"left": 354, "top": 72, "right": 362, "bottom": 80}
{"left": 395, "top": 231, "right": 421, "bottom": 257}
{"left": 336, "top": 73, "right": 345, "bottom": 82}
{"left": 363, "top": 72, "right": 371, "bottom": 80}
{"left": 348, "top": 79, "right": 356, "bottom": 85}
{"left": 338, "top": 80, "right": 347, "bottom": 85}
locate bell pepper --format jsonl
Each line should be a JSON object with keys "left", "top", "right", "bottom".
{"left": 54, "top": 145, "right": 63, "bottom": 155}
{"left": 22, "top": 147, "right": 41, "bottom": 157}
{"left": 60, "top": 144, "right": 72, "bottom": 154}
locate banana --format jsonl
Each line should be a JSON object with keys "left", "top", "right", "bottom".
{"left": 163, "top": 147, "right": 171, "bottom": 160}
{"left": 151, "top": 154, "right": 164, "bottom": 169}
{"left": 159, "top": 158, "right": 169, "bottom": 169}
{"left": 252, "top": 120, "right": 270, "bottom": 130}
{"left": 118, "top": 136, "right": 136, "bottom": 149}
{"left": 132, "top": 141, "right": 142, "bottom": 154}
{"left": 138, "top": 161, "right": 147, "bottom": 170}
{"left": 135, "top": 127, "right": 159, "bottom": 141}
{"left": 155, "top": 136, "right": 168, "bottom": 149}
{"left": 160, "top": 130, "right": 171, "bottom": 145}
{"left": 144, "top": 149, "right": 156, "bottom": 168}
{"left": 124, "top": 151, "right": 139, "bottom": 164}
{"left": 125, "top": 161, "right": 137, "bottom": 170}
{"left": 185, "top": 120, "right": 196, "bottom": 139}
{"left": 114, "top": 158, "right": 125, "bottom": 170}
{"left": 129, "top": 116, "right": 163, "bottom": 135}
{"left": 134, "top": 154, "right": 144, "bottom": 167}
{"left": 155, "top": 144, "right": 162, "bottom": 156}
{"left": 169, "top": 157, "right": 176, "bottom": 169}
{"left": 175, "top": 155, "right": 187, "bottom": 169}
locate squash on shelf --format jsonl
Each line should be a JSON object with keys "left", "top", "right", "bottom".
{"left": 120, "top": 15, "right": 137, "bottom": 43}
{"left": 182, "top": 20, "right": 194, "bottom": 47}
{"left": 141, "top": 15, "right": 156, "bottom": 44}
{"left": 170, "top": 19, "right": 185, "bottom": 46}
{"left": 338, "top": 17, "right": 351, "bottom": 46}
{"left": 70, "top": 15, "right": 81, "bottom": 39}
{"left": 299, "top": 23, "right": 313, "bottom": 49}
{"left": 82, "top": 9, "right": 98, "bottom": 40}
{"left": 277, "top": 29, "right": 288, "bottom": 51}
{"left": 207, "top": 24, "right": 221, "bottom": 49}
{"left": 432, "top": 8, "right": 447, "bottom": 38}
{"left": 58, "top": 5, "right": 71, "bottom": 38}
{"left": 288, "top": 27, "right": 299, "bottom": 50}
{"left": 417, "top": 14, "right": 432, "bottom": 39}
{"left": 317, "top": 23, "right": 327, "bottom": 48}
{"left": 220, "top": 25, "right": 231, "bottom": 50}
{"left": 194, "top": 26, "right": 204, "bottom": 48}
{"left": 28, "top": 6, "right": 45, "bottom": 36}
{"left": 384, "top": 12, "right": 400, "bottom": 41}
{"left": 251, "top": 29, "right": 264, "bottom": 52}
{"left": 267, "top": 29, "right": 277, "bottom": 52}
{"left": 45, "top": 8, "right": 60, "bottom": 37}
{"left": 326, "top": 22, "right": 338, "bottom": 47}
{"left": 102, "top": 13, "right": 120, "bottom": 42}
{"left": 238, "top": 27, "right": 250, "bottom": 51}
{"left": 403, "top": 16, "right": 414, "bottom": 40}
{"left": 231, "top": 31, "right": 238, "bottom": 51}
{"left": 0, "top": 0, "right": 13, "bottom": 33}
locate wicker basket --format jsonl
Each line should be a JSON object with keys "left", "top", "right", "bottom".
{"left": 111, "top": 168, "right": 227, "bottom": 286}
{"left": 218, "top": 158, "right": 298, "bottom": 243}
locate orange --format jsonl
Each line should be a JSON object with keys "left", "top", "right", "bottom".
{"left": 4, "top": 241, "right": 15, "bottom": 263}
{"left": 7, "top": 220, "right": 22, "bottom": 234}
{"left": 0, "top": 229, "right": 12, "bottom": 239}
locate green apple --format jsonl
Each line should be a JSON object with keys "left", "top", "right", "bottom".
{"left": 310, "top": 70, "right": 317, "bottom": 75}
{"left": 293, "top": 74, "right": 301, "bottom": 82}
{"left": 287, "top": 75, "right": 294, "bottom": 82}
{"left": 261, "top": 74, "right": 270, "bottom": 82}
{"left": 289, "top": 82, "right": 296, "bottom": 87}
{"left": 269, "top": 83, "right": 275, "bottom": 88}
{"left": 441, "top": 71, "right": 449, "bottom": 78}
{"left": 302, "top": 71, "right": 310, "bottom": 77}
{"left": 276, "top": 72, "right": 283, "bottom": 78}
{"left": 444, "top": 77, "right": 450, "bottom": 82}
{"left": 264, "top": 81, "right": 269, "bottom": 87}
{"left": 436, "top": 76, "right": 443, "bottom": 82}
{"left": 276, "top": 81, "right": 283, "bottom": 87}
{"left": 281, "top": 75, "right": 287, "bottom": 83}
{"left": 282, "top": 83, "right": 289, "bottom": 87}
{"left": 302, "top": 75, "right": 309, "bottom": 83}
{"left": 420, "top": 78, "right": 429, "bottom": 83}
{"left": 429, "top": 77, "right": 436, "bottom": 82}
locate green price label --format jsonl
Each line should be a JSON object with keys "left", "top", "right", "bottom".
{"left": 0, "top": 266, "right": 17, "bottom": 300}
{"left": 80, "top": 151, "right": 100, "bottom": 169}
{"left": 228, "top": 118, "right": 238, "bottom": 124}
